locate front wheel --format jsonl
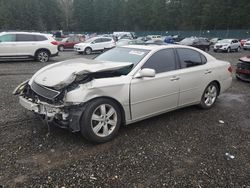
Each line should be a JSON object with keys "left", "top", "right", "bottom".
{"left": 236, "top": 46, "right": 240, "bottom": 52}
{"left": 199, "top": 82, "right": 219, "bottom": 109}
{"left": 85, "top": 47, "right": 92, "bottom": 55}
{"left": 227, "top": 47, "right": 231, "bottom": 53}
{"left": 35, "top": 50, "right": 50, "bottom": 62}
{"left": 80, "top": 98, "right": 122, "bottom": 143}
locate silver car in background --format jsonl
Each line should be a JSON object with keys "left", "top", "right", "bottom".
{"left": 214, "top": 39, "right": 241, "bottom": 53}
{"left": 14, "top": 45, "right": 232, "bottom": 143}
{"left": 243, "top": 40, "right": 250, "bottom": 50}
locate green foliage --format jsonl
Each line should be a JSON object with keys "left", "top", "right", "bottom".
{"left": 0, "top": 0, "right": 249, "bottom": 31}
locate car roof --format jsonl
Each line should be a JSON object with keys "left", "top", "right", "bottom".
{"left": 0, "top": 31, "right": 49, "bottom": 36}
{"left": 92, "top": 36, "right": 113, "bottom": 40}
{"left": 122, "top": 44, "right": 189, "bottom": 50}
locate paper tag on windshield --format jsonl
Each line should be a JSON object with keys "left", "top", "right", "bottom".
{"left": 129, "top": 50, "right": 145, "bottom": 56}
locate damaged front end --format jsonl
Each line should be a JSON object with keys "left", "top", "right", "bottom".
{"left": 14, "top": 58, "right": 133, "bottom": 132}
{"left": 236, "top": 56, "right": 250, "bottom": 82}
{"left": 13, "top": 79, "right": 86, "bottom": 132}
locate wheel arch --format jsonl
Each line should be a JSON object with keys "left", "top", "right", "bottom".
{"left": 84, "top": 96, "right": 126, "bottom": 125}
{"left": 85, "top": 46, "right": 92, "bottom": 51}
{"left": 34, "top": 48, "right": 51, "bottom": 56}
{"left": 209, "top": 80, "right": 221, "bottom": 95}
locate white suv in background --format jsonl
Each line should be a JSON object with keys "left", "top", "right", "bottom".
{"left": 213, "top": 39, "right": 241, "bottom": 53}
{"left": 0, "top": 32, "right": 59, "bottom": 62}
{"left": 74, "top": 37, "right": 115, "bottom": 55}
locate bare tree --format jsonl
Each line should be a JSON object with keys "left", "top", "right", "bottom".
{"left": 57, "top": 0, "right": 74, "bottom": 31}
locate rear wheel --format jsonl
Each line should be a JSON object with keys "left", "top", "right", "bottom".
{"left": 199, "top": 82, "right": 219, "bottom": 109}
{"left": 58, "top": 45, "right": 64, "bottom": 51}
{"left": 80, "top": 98, "right": 122, "bottom": 143}
{"left": 35, "top": 50, "right": 50, "bottom": 62}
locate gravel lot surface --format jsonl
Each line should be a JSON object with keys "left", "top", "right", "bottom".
{"left": 0, "top": 49, "right": 250, "bottom": 187}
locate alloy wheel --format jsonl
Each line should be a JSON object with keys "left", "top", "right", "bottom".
{"left": 38, "top": 52, "right": 49, "bottom": 62}
{"left": 85, "top": 48, "right": 92, "bottom": 55}
{"left": 203, "top": 85, "right": 217, "bottom": 107}
{"left": 91, "top": 104, "right": 118, "bottom": 137}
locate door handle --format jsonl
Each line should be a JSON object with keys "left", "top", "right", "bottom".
{"left": 205, "top": 70, "right": 212, "bottom": 74}
{"left": 170, "top": 76, "right": 180, "bottom": 81}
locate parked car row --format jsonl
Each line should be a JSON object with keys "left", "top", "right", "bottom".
{"left": 1, "top": 31, "right": 250, "bottom": 61}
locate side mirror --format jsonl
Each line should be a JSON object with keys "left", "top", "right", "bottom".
{"left": 91, "top": 41, "right": 95, "bottom": 44}
{"left": 66, "top": 40, "right": 69, "bottom": 43}
{"left": 134, "top": 68, "right": 156, "bottom": 78}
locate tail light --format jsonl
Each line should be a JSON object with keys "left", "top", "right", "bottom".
{"left": 51, "top": 41, "right": 58, "bottom": 45}
{"left": 228, "top": 65, "right": 233, "bottom": 73}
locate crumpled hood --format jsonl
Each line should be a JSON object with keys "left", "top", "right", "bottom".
{"left": 31, "top": 58, "right": 132, "bottom": 89}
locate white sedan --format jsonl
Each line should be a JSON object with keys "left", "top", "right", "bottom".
{"left": 14, "top": 45, "right": 232, "bottom": 143}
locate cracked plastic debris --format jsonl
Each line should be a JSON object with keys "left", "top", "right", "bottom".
{"left": 219, "top": 120, "right": 225, "bottom": 124}
{"left": 225, "top": 152, "right": 235, "bottom": 160}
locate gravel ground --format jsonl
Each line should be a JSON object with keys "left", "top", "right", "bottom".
{"left": 0, "top": 49, "right": 250, "bottom": 187}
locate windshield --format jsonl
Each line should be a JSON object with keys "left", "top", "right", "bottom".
{"left": 218, "top": 39, "right": 232, "bottom": 43}
{"left": 61, "top": 37, "right": 69, "bottom": 42}
{"left": 116, "top": 40, "right": 131, "bottom": 46}
{"left": 84, "top": 38, "right": 95, "bottom": 43}
{"left": 95, "top": 47, "right": 150, "bottom": 66}
{"left": 180, "top": 38, "right": 195, "bottom": 45}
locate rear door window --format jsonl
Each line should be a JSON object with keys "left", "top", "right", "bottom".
{"left": 35, "top": 35, "right": 47, "bottom": 41}
{"left": 176, "top": 48, "right": 206, "bottom": 68}
{"left": 102, "top": 38, "right": 112, "bottom": 42}
{"left": 94, "top": 38, "right": 103, "bottom": 43}
{"left": 16, "top": 34, "right": 36, "bottom": 42}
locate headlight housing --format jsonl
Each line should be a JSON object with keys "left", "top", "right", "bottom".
{"left": 13, "top": 80, "right": 29, "bottom": 95}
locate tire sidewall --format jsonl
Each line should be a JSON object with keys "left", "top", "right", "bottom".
{"left": 80, "top": 98, "right": 122, "bottom": 143}
{"left": 36, "top": 50, "right": 50, "bottom": 62}
{"left": 85, "top": 47, "right": 92, "bottom": 55}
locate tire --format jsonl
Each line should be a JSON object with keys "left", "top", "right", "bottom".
{"left": 236, "top": 46, "right": 240, "bottom": 52}
{"left": 35, "top": 50, "right": 50, "bottom": 63}
{"left": 58, "top": 45, "right": 64, "bottom": 51}
{"left": 80, "top": 98, "right": 122, "bottom": 143}
{"left": 236, "top": 75, "right": 241, "bottom": 80}
{"left": 227, "top": 47, "right": 231, "bottom": 53}
{"left": 85, "top": 47, "right": 92, "bottom": 55}
{"left": 199, "top": 82, "right": 219, "bottom": 109}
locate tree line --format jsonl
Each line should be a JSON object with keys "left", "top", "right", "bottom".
{"left": 0, "top": 0, "right": 249, "bottom": 32}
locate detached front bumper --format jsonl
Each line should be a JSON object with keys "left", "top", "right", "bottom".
{"left": 19, "top": 96, "right": 65, "bottom": 118}
{"left": 19, "top": 96, "right": 84, "bottom": 132}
